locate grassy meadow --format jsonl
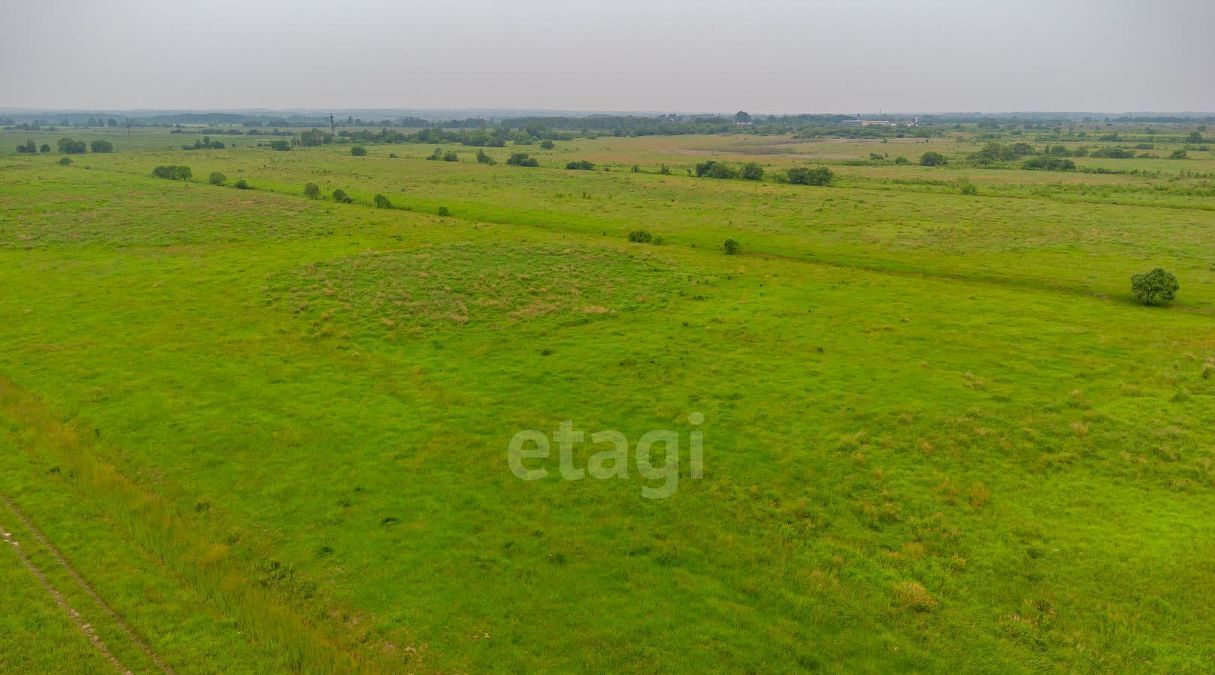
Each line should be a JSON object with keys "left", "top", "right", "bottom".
{"left": 1, "top": 124, "right": 1215, "bottom": 672}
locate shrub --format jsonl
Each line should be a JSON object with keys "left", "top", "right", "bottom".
{"left": 58, "top": 157, "right": 73, "bottom": 166}
{"left": 506, "top": 153, "right": 539, "bottom": 167}
{"left": 893, "top": 156, "right": 909, "bottom": 165}
{"left": 723, "top": 238, "right": 741, "bottom": 255}
{"left": 565, "top": 160, "right": 595, "bottom": 170}
{"left": 1170, "top": 149, "right": 1188, "bottom": 159}
{"left": 350, "top": 146, "right": 367, "bottom": 156}
{"left": 57, "top": 137, "right": 87, "bottom": 154}
{"left": 660, "top": 164, "right": 670, "bottom": 174}
{"left": 476, "top": 149, "right": 496, "bottom": 165}
{"left": 89, "top": 139, "right": 115, "bottom": 153}
{"left": 695, "top": 160, "right": 738, "bottom": 179}
{"left": 428, "top": 147, "right": 443, "bottom": 160}
{"left": 893, "top": 581, "right": 937, "bottom": 611}
{"left": 540, "top": 139, "right": 555, "bottom": 149}
{"left": 208, "top": 171, "right": 227, "bottom": 186}
{"left": 152, "top": 165, "right": 192, "bottom": 180}
{"left": 959, "top": 180, "right": 978, "bottom": 195}
{"left": 234, "top": 178, "right": 251, "bottom": 189}
{"left": 442, "top": 150, "right": 458, "bottom": 162}
{"left": 332, "top": 188, "right": 352, "bottom": 203}
{"left": 1022, "top": 156, "right": 1075, "bottom": 171}
{"left": 919, "top": 151, "right": 947, "bottom": 166}
{"left": 268, "top": 140, "right": 291, "bottom": 151}
{"left": 437, "top": 206, "right": 450, "bottom": 217}
{"left": 786, "top": 166, "right": 833, "bottom": 186}
{"left": 627, "top": 230, "right": 654, "bottom": 243}
{"left": 39, "top": 143, "right": 51, "bottom": 153}
{"left": 740, "top": 162, "right": 764, "bottom": 181}
{"left": 304, "top": 182, "right": 320, "bottom": 199}
{"left": 1131, "top": 268, "right": 1179, "bottom": 306}
{"left": 373, "top": 194, "right": 392, "bottom": 209}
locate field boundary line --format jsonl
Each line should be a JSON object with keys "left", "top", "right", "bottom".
{"left": 1, "top": 515, "right": 132, "bottom": 674}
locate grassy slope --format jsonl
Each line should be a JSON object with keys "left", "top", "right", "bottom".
{"left": 0, "top": 134, "right": 1214, "bottom": 671}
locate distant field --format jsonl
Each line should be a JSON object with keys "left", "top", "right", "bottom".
{"left": 1, "top": 126, "right": 1214, "bottom": 672}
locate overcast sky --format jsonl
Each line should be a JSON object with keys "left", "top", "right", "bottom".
{"left": 3, "top": 0, "right": 1213, "bottom": 114}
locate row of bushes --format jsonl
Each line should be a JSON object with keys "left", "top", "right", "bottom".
{"left": 17, "top": 138, "right": 114, "bottom": 154}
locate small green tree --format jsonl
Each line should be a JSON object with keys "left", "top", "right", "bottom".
{"left": 442, "top": 150, "right": 459, "bottom": 162}
{"left": 89, "top": 139, "right": 115, "bottom": 153}
{"left": 304, "top": 182, "right": 320, "bottom": 199}
{"left": 540, "top": 139, "right": 555, "bottom": 149}
{"left": 57, "top": 137, "right": 87, "bottom": 154}
{"left": 723, "top": 238, "right": 741, "bottom": 255}
{"left": 919, "top": 151, "right": 947, "bottom": 166}
{"left": 627, "top": 230, "right": 654, "bottom": 243}
{"left": 208, "top": 171, "right": 227, "bottom": 186}
{"left": 332, "top": 188, "right": 352, "bottom": 203}
{"left": 350, "top": 146, "right": 367, "bottom": 156}
{"left": 438, "top": 206, "right": 450, "bottom": 217}
{"left": 39, "top": 143, "right": 51, "bottom": 153}
{"left": 58, "top": 157, "right": 73, "bottom": 166}
{"left": 476, "top": 149, "right": 496, "bottom": 165}
{"left": 374, "top": 194, "right": 392, "bottom": 209}
{"left": 234, "top": 178, "right": 251, "bottom": 189}
{"left": 1131, "top": 268, "right": 1179, "bottom": 306}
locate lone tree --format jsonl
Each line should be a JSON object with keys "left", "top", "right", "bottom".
{"left": 304, "top": 182, "right": 320, "bottom": 199}
{"left": 1131, "top": 268, "right": 1179, "bottom": 306}
{"left": 723, "top": 238, "right": 741, "bottom": 255}
{"left": 920, "top": 151, "right": 947, "bottom": 166}
{"left": 208, "top": 171, "right": 227, "bottom": 186}
{"left": 734, "top": 111, "right": 751, "bottom": 124}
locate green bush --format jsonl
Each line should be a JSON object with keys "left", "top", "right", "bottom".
{"left": 740, "top": 162, "right": 764, "bottom": 181}
{"left": 152, "top": 165, "right": 192, "bottom": 180}
{"left": 627, "top": 230, "right": 654, "bottom": 243}
{"left": 786, "top": 166, "right": 833, "bottom": 186}
{"left": 723, "top": 238, "right": 741, "bottom": 255}
{"left": 695, "top": 160, "right": 738, "bottom": 179}
{"left": 268, "top": 140, "right": 291, "bottom": 151}
{"left": 443, "top": 151, "right": 459, "bottom": 162}
{"left": 1170, "top": 149, "right": 1188, "bottom": 159}
{"left": 1022, "top": 156, "right": 1076, "bottom": 171}
{"left": 234, "top": 178, "right": 251, "bottom": 190}
{"left": 476, "top": 149, "right": 496, "bottom": 165}
{"left": 374, "top": 194, "right": 392, "bottom": 209}
{"left": 208, "top": 171, "right": 227, "bottom": 186}
{"left": 540, "top": 139, "right": 555, "bottom": 149}
{"left": 89, "top": 139, "right": 115, "bottom": 153}
{"left": 959, "top": 180, "right": 978, "bottom": 195}
{"left": 919, "top": 151, "right": 947, "bottom": 166}
{"left": 57, "top": 156, "right": 72, "bottom": 166}
{"left": 332, "top": 188, "right": 352, "bottom": 203}
{"left": 506, "top": 153, "right": 539, "bottom": 167}
{"left": 304, "top": 182, "right": 320, "bottom": 199}
{"left": 565, "top": 160, "right": 595, "bottom": 170}
{"left": 350, "top": 146, "right": 367, "bottom": 156}
{"left": 56, "top": 138, "right": 87, "bottom": 154}
{"left": 1131, "top": 268, "right": 1179, "bottom": 306}
{"left": 893, "top": 156, "right": 909, "bottom": 165}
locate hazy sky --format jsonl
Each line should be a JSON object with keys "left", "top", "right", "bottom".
{"left": 3, "top": 0, "right": 1213, "bottom": 113}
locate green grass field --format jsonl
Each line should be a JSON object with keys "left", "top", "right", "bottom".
{"left": 2, "top": 127, "right": 1214, "bottom": 672}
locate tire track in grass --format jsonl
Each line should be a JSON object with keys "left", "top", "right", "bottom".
{"left": 1, "top": 518, "right": 131, "bottom": 674}
{"left": 0, "top": 494, "right": 175, "bottom": 674}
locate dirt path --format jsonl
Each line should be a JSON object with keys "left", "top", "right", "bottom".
{"left": 0, "top": 494, "right": 175, "bottom": 674}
